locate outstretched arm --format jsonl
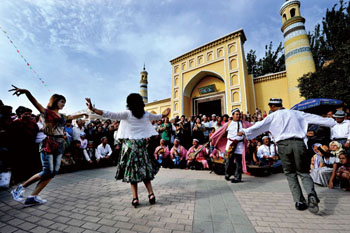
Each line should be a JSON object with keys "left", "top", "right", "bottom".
{"left": 8, "top": 85, "right": 45, "bottom": 114}
{"left": 162, "top": 108, "right": 171, "bottom": 118}
{"left": 85, "top": 98, "right": 103, "bottom": 115}
{"left": 67, "top": 113, "right": 88, "bottom": 121}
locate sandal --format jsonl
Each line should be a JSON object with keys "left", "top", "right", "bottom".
{"left": 131, "top": 197, "right": 139, "bottom": 208}
{"left": 148, "top": 193, "right": 156, "bottom": 205}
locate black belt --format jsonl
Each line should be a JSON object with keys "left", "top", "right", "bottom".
{"left": 280, "top": 137, "right": 303, "bottom": 142}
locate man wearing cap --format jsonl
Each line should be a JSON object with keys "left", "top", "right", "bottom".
{"left": 257, "top": 136, "right": 282, "bottom": 169}
{"left": 170, "top": 138, "right": 187, "bottom": 168}
{"left": 186, "top": 138, "right": 209, "bottom": 169}
{"left": 209, "top": 114, "right": 217, "bottom": 128}
{"left": 331, "top": 110, "right": 350, "bottom": 151}
{"left": 239, "top": 98, "right": 336, "bottom": 214}
{"left": 225, "top": 108, "right": 245, "bottom": 183}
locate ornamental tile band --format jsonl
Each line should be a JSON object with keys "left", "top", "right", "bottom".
{"left": 285, "top": 47, "right": 311, "bottom": 60}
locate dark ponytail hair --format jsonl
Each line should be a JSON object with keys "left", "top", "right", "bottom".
{"left": 127, "top": 93, "right": 145, "bottom": 119}
{"left": 47, "top": 94, "right": 66, "bottom": 110}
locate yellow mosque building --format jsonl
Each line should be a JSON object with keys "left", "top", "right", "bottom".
{"left": 143, "top": 0, "right": 316, "bottom": 117}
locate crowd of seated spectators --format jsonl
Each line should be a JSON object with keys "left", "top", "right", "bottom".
{"left": 1, "top": 99, "right": 349, "bottom": 191}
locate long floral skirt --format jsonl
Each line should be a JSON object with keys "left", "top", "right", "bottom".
{"left": 115, "top": 139, "right": 159, "bottom": 183}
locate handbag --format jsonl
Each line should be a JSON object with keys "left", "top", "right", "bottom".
{"left": 0, "top": 171, "right": 11, "bottom": 189}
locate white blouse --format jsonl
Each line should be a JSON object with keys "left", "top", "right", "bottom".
{"left": 102, "top": 110, "right": 162, "bottom": 139}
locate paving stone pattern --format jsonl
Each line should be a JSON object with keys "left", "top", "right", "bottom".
{"left": 0, "top": 167, "right": 349, "bottom": 233}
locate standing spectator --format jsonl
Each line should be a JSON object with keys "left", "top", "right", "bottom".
{"left": 202, "top": 115, "right": 211, "bottom": 143}
{"left": 222, "top": 114, "right": 229, "bottom": 125}
{"left": 160, "top": 117, "right": 172, "bottom": 146}
{"left": 209, "top": 114, "right": 217, "bottom": 128}
{"left": 193, "top": 117, "right": 205, "bottom": 144}
{"left": 84, "top": 122, "right": 95, "bottom": 141}
{"left": 0, "top": 105, "right": 13, "bottom": 172}
{"left": 10, "top": 107, "right": 39, "bottom": 183}
{"left": 64, "top": 119, "right": 73, "bottom": 144}
{"left": 93, "top": 126, "right": 105, "bottom": 148}
{"left": 72, "top": 119, "right": 85, "bottom": 141}
{"left": 214, "top": 116, "right": 223, "bottom": 131}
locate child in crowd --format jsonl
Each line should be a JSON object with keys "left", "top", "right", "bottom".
{"left": 336, "top": 152, "right": 350, "bottom": 190}
{"left": 79, "top": 132, "right": 88, "bottom": 149}
{"left": 310, "top": 143, "right": 324, "bottom": 171}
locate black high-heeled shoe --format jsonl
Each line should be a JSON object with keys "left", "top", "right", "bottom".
{"left": 148, "top": 193, "right": 156, "bottom": 205}
{"left": 132, "top": 198, "right": 139, "bottom": 208}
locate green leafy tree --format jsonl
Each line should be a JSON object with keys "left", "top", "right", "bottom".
{"left": 308, "top": 0, "right": 350, "bottom": 70}
{"left": 246, "top": 42, "right": 285, "bottom": 77}
{"left": 298, "top": 41, "right": 350, "bottom": 106}
{"left": 299, "top": 0, "right": 350, "bottom": 106}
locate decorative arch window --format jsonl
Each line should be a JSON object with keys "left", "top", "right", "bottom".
{"left": 290, "top": 8, "right": 296, "bottom": 18}
{"left": 283, "top": 14, "right": 287, "bottom": 21}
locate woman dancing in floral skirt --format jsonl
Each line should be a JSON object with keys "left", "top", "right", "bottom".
{"left": 86, "top": 94, "right": 170, "bottom": 207}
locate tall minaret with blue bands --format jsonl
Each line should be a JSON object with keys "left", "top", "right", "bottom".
{"left": 140, "top": 64, "right": 148, "bottom": 103}
{"left": 280, "top": 0, "right": 316, "bottom": 106}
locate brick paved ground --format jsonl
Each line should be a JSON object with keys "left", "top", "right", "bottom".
{"left": 0, "top": 167, "right": 349, "bottom": 233}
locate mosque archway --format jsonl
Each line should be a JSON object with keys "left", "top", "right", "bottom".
{"left": 182, "top": 71, "right": 226, "bottom": 116}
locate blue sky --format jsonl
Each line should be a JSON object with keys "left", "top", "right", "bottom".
{"left": 0, "top": 0, "right": 338, "bottom": 114}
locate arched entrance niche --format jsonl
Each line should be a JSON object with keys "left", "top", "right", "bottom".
{"left": 183, "top": 71, "right": 226, "bottom": 117}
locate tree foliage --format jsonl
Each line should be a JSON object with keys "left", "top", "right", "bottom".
{"left": 246, "top": 42, "right": 285, "bottom": 77}
{"left": 299, "top": 0, "right": 350, "bottom": 106}
{"left": 308, "top": 0, "right": 350, "bottom": 70}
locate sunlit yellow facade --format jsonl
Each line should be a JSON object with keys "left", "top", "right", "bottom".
{"left": 144, "top": 0, "right": 315, "bottom": 117}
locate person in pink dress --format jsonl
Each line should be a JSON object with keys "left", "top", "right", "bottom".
{"left": 170, "top": 138, "right": 187, "bottom": 168}
{"left": 186, "top": 139, "right": 209, "bottom": 169}
{"left": 154, "top": 139, "right": 170, "bottom": 167}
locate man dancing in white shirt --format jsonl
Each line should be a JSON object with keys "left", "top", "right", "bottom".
{"left": 239, "top": 98, "right": 336, "bottom": 214}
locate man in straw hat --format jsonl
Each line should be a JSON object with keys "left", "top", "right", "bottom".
{"left": 238, "top": 98, "right": 336, "bottom": 214}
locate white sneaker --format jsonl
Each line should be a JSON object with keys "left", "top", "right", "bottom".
{"left": 24, "top": 196, "right": 47, "bottom": 207}
{"left": 10, "top": 185, "right": 25, "bottom": 202}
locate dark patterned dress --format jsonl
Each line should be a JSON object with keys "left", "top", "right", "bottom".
{"left": 115, "top": 139, "right": 159, "bottom": 183}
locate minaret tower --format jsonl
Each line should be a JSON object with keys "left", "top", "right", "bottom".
{"left": 280, "top": 0, "right": 316, "bottom": 106}
{"left": 140, "top": 64, "right": 148, "bottom": 103}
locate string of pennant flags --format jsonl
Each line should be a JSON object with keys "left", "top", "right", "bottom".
{"left": 0, "top": 25, "right": 51, "bottom": 92}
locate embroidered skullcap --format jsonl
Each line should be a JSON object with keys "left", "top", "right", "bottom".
{"left": 212, "top": 114, "right": 216, "bottom": 117}
{"left": 231, "top": 108, "right": 240, "bottom": 114}
{"left": 268, "top": 98, "right": 282, "bottom": 105}
{"left": 262, "top": 136, "right": 270, "bottom": 140}
{"left": 193, "top": 138, "right": 199, "bottom": 142}
{"left": 333, "top": 110, "right": 345, "bottom": 118}
{"left": 174, "top": 138, "right": 180, "bottom": 142}
{"left": 80, "top": 132, "right": 86, "bottom": 136}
